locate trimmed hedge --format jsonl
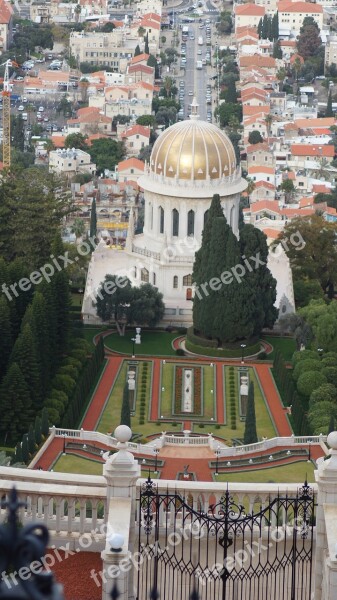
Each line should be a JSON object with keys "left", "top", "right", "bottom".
{"left": 186, "top": 339, "right": 261, "bottom": 358}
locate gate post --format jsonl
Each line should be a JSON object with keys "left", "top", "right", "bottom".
{"left": 102, "top": 425, "right": 141, "bottom": 600}
{"left": 315, "top": 431, "right": 337, "bottom": 600}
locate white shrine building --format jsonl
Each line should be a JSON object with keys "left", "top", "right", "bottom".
{"left": 82, "top": 100, "right": 294, "bottom": 325}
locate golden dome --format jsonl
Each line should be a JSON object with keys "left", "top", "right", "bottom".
{"left": 150, "top": 103, "right": 237, "bottom": 181}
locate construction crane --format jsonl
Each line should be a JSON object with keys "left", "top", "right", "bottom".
{"left": 2, "top": 59, "right": 18, "bottom": 169}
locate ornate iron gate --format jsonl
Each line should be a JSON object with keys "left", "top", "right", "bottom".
{"left": 136, "top": 478, "right": 315, "bottom": 600}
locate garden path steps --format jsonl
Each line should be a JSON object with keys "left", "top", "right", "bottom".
{"left": 81, "top": 357, "right": 123, "bottom": 430}
{"left": 254, "top": 364, "right": 292, "bottom": 437}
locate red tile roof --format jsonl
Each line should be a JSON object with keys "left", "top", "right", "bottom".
{"left": 235, "top": 3, "right": 265, "bottom": 16}
{"left": 240, "top": 55, "right": 276, "bottom": 68}
{"left": 130, "top": 53, "right": 150, "bottom": 65}
{"left": 248, "top": 166, "right": 275, "bottom": 174}
{"left": 117, "top": 157, "right": 145, "bottom": 171}
{"left": 0, "top": 0, "right": 13, "bottom": 25}
{"left": 121, "top": 124, "right": 150, "bottom": 139}
{"left": 290, "top": 144, "right": 335, "bottom": 157}
{"left": 312, "top": 184, "right": 332, "bottom": 194}
{"left": 278, "top": 1, "right": 323, "bottom": 13}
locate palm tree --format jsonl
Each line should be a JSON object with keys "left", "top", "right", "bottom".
{"left": 265, "top": 113, "right": 273, "bottom": 140}
{"left": 163, "top": 76, "right": 173, "bottom": 98}
{"left": 245, "top": 177, "right": 256, "bottom": 204}
{"left": 44, "top": 139, "right": 55, "bottom": 152}
{"left": 276, "top": 67, "right": 287, "bottom": 92}
{"left": 71, "top": 217, "right": 86, "bottom": 240}
{"left": 313, "top": 157, "right": 333, "bottom": 181}
{"left": 74, "top": 3, "right": 81, "bottom": 22}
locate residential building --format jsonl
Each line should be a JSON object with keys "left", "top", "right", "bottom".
{"left": 49, "top": 148, "right": 96, "bottom": 177}
{"left": 278, "top": 1, "right": 324, "bottom": 33}
{"left": 116, "top": 157, "right": 145, "bottom": 181}
{"left": 121, "top": 124, "right": 150, "bottom": 155}
{"left": 325, "top": 35, "right": 337, "bottom": 71}
{"left": 234, "top": 3, "right": 265, "bottom": 31}
{"left": 69, "top": 30, "right": 136, "bottom": 72}
{"left": 0, "top": 0, "right": 13, "bottom": 52}
{"left": 66, "top": 107, "right": 112, "bottom": 136}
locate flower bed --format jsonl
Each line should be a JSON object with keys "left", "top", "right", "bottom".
{"left": 174, "top": 366, "right": 202, "bottom": 415}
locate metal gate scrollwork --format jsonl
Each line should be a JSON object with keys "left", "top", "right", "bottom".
{"left": 136, "top": 477, "right": 315, "bottom": 600}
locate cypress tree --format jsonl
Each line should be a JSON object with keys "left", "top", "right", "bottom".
{"left": 35, "top": 415, "right": 42, "bottom": 445}
{"left": 262, "top": 15, "right": 269, "bottom": 39}
{"left": 51, "top": 233, "right": 72, "bottom": 359}
{"left": 244, "top": 382, "right": 258, "bottom": 444}
{"left": 0, "top": 296, "right": 12, "bottom": 380}
{"left": 28, "top": 424, "right": 36, "bottom": 454}
{"left": 30, "top": 293, "right": 51, "bottom": 396}
{"left": 272, "top": 12, "right": 279, "bottom": 40}
{"left": 90, "top": 198, "right": 97, "bottom": 239}
{"left": 144, "top": 33, "right": 149, "bottom": 55}
{"left": 21, "top": 434, "right": 29, "bottom": 463}
{"left": 120, "top": 383, "right": 131, "bottom": 427}
{"left": 273, "top": 40, "right": 282, "bottom": 59}
{"left": 257, "top": 17, "right": 263, "bottom": 38}
{"left": 41, "top": 407, "right": 49, "bottom": 437}
{"left": 134, "top": 44, "right": 141, "bottom": 56}
{"left": 9, "top": 323, "right": 41, "bottom": 411}
{"left": 0, "top": 363, "right": 32, "bottom": 443}
{"left": 326, "top": 90, "right": 333, "bottom": 117}
{"left": 239, "top": 224, "right": 278, "bottom": 336}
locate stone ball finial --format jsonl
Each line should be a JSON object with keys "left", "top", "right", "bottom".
{"left": 327, "top": 431, "right": 337, "bottom": 450}
{"left": 114, "top": 425, "right": 132, "bottom": 443}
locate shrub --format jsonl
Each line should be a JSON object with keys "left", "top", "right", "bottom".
{"left": 309, "top": 383, "right": 337, "bottom": 406}
{"left": 293, "top": 359, "right": 322, "bottom": 382}
{"left": 52, "top": 374, "right": 76, "bottom": 396}
{"left": 62, "top": 357, "right": 82, "bottom": 371}
{"left": 176, "top": 348, "right": 185, "bottom": 356}
{"left": 215, "top": 424, "right": 221, "bottom": 429}
{"left": 172, "top": 422, "right": 178, "bottom": 426}
{"left": 69, "top": 349, "right": 87, "bottom": 363}
{"left": 58, "top": 365, "right": 79, "bottom": 380}
{"left": 292, "top": 350, "right": 319, "bottom": 366}
{"left": 178, "top": 327, "right": 187, "bottom": 334}
{"left": 199, "top": 423, "right": 204, "bottom": 428}
{"left": 258, "top": 351, "right": 268, "bottom": 360}
{"left": 139, "top": 418, "right": 145, "bottom": 424}
{"left": 297, "top": 371, "right": 327, "bottom": 397}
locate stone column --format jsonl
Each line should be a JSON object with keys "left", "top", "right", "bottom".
{"left": 102, "top": 425, "right": 141, "bottom": 600}
{"left": 315, "top": 431, "right": 337, "bottom": 600}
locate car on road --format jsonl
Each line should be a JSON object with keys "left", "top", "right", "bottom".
{"left": 38, "top": 106, "right": 44, "bottom": 112}
{"left": 188, "top": 91, "right": 193, "bottom": 95}
{"left": 197, "top": 49, "right": 202, "bottom": 55}
{"left": 16, "top": 76, "right": 24, "bottom": 81}
{"left": 18, "top": 105, "right": 24, "bottom": 111}
{"left": 47, "top": 54, "right": 53, "bottom": 60}
{"left": 44, "top": 117, "right": 49, "bottom": 122}
{"left": 22, "top": 97, "right": 28, "bottom": 103}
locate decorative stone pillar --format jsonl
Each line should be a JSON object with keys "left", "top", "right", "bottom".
{"left": 102, "top": 425, "right": 141, "bottom": 600}
{"left": 315, "top": 431, "right": 337, "bottom": 600}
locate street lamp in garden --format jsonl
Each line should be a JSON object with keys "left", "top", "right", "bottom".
{"left": 318, "top": 348, "right": 323, "bottom": 359}
{"left": 63, "top": 434, "right": 67, "bottom": 455}
{"left": 131, "top": 337, "right": 136, "bottom": 358}
{"left": 241, "top": 343, "right": 246, "bottom": 364}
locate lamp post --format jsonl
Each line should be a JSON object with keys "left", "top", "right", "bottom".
{"left": 154, "top": 445, "right": 159, "bottom": 474}
{"left": 241, "top": 343, "right": 246, "bottom": 364}
{"left": 215, "top": 445, "right": 220, "bottom": 476}
{"left": 318, "top": 347, "right": 323, "bottom": 359}
{"left": 63, "top": 434, "right": 67, "bottom": 455}
{"left": 131, "top": 337, "right": 136, "bottom": 358}
{"left": 307, "top": 441, "right": 312, "bottom": 463}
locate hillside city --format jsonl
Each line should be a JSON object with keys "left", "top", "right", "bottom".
{"left": 1, "top": 0, "right": 337, "bottom": 598}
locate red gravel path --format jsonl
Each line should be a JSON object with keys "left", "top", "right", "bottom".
{"left": 254, "top": 364, "right": 292, "bottom": 436}
{"left": 81, "top": 357, "right": 123, "bottom": 430}
{"left": 50, "top": 550, "right": 102, "bottom": 600}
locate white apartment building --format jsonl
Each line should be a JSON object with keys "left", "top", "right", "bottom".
{"left": 325, "top": 35, "right": 337, "bottom": 70}
{"left": 69, "top": 30, "right": 136, "bottom": 71}
{"left": 49, "top": 148, "right": 96, "bottom": 177}
{"left": 278, "top": 1, "right": 324, "bottom": 33}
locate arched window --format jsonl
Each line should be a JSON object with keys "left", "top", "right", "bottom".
{"left": 183, "top": 274, "right": 192, "bottom": 286}
{"left": 187, "top": 209, "right": 195, "bottom": 236}
{"left": 153, "top": 273, "right": 156, "bottom": 285}
{"left": 159, "top": 206, "right": 164, "bottom": 234}
{"left": 173, "top": 275, "right": 178, "bottom": 289}
{"left": 172, "top": 208, "right": 179, "bottom": 237}
{"left": 141, "top": 268, "right": 149, "bottom": 282}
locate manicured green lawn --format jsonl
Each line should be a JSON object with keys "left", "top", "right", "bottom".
{"left": 82, "top": 326, "right": 108, "bottom": 349}
{"left": 216, "top": 461, "right": 315, "bottom": 484}
{"left": 160, "top": 363, "right": 175, "bottom": 419}
{"left": 263, "top": 336, "right": 296, "bottom": 362}
{"left": 202, "top": 365, "right": 216, "bottom": 419}
{"left": 104, "top": 331, "right": 179, "bottom": 356}
{"left": 71, "top": 293, "right": 84, "bottom": 307}
{"left": 53, "top": 453, "right": 158, "bottom": 478}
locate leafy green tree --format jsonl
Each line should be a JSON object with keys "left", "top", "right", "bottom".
{"left": 120, "top": 383, "right": 131, "bottom": 427}
{"left": 65, "top": 133, "right": 88, "bottom": 150}
{"left": 129, "top": 284, "right": 165, "bottom": 327}
{"left": 280, "top": 179, "right": 295, "bottom": 203}
{"left": 90, "top": 198, "right": 97, "bottom": 239}
{"left": 293, "top": 358, "right": 322, "bottom": 381}
{"left": 297, "top": 370, "right": 327, "bottom": 397}
{"left": 0, "top": 363, "right": 32, "bottom": 443}
{"left": 293, "top": 279, "right": 324, "bottom": 307}
{"left": 308, "top": 400, "right": 337, "bottom": 434}
{"left": 0, "top": 296, "right": 12, "bottom": 380}
{"left": 136, "top": 115, "right": 156, "bottom": 127}
{"left": 88, "top": 138, "right": 125, "bottom": 173}
{"left": 273, "top": 40, "right": 282, "bottom": 59}
{"left": 275, "top": 215, "right": 337, "bottom": 296}
{"left": 11, "top": 115, "right": 25, "bottom": 151}
{"left": 217, "top": 102, "right": 242, "bottom": 127}
{"left": 94, "top": 275, "right": 133, "bottom": 335}
{"left": 297, "top": 17, "right": 322, "bottom": 59}
{"left": 100, "top": 22, "right": 115, "bottom": 32}
{"left": 248, "top": 131, "right": 263, "bottom": 145}
{"left": 223, "top": 79, "right": 237, "bottom": 103}
{"left": 244, "top": 382, "right": 258, "bottom": 444}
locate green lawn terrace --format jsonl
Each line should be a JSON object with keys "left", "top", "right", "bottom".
{"left": 95, "top": 358, "right": 276, "bottom": 443}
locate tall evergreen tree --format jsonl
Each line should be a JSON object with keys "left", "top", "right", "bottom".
{"left": 134, "top": 44, "right": 141, "bottom": 56}
{"left": 9, "top": 323, "right": 41, "bottom": 410}
{"left": 144, "top": 33, "right": 149, "bottom": 55}
{"left": 326, "top": 90, "right": 333, "bottom": 117}
{"left": 328, "top": 415, "right": 335, "bottom": 434}
{"left": 272, "top": 12, "right": 279, "bottom": 40}
{"left": 51, "top": 233, "right": 72, "bottom": 360}
{"left": 257, "top": 17, "right": 263, "bottom": 38}
{"left": 27, "top": 293, "right": 51, "bottom": 396}
{"left": 120, "top": 383, "right": 131, "bottom": 427}
{"left": 14, "top": 442, "right": 23, "bottom": 464}
{"left": 261, "top": 15, "right": 269, "bottom": 39}
{"left": 273, "top": 40, "right": 282, "bottom": 59}
{"left": 21, "top": 434, "right": 29, "bottom": 463}
{"left": 239, "top": 224, "right": 278, "bottom": 334}
{"left": 41, "top": 407, "right": 49, "bottom": 437}
{"left": 28, "top": 424, "right": 36, "bottom": 454}
{"left": 34, "top": 415, "right": 42, "bottom": 445}
{"left": 0, "top": 296, "right": 12, "bottom": 381}
{"left": 90, "top": 198, "right": 97, "bottom": 239}
{"left": 244, "top": 382, "right": 258, "bottom": 444}
{"left": 0, "top": 363, "right": 32, "bottom": 443}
